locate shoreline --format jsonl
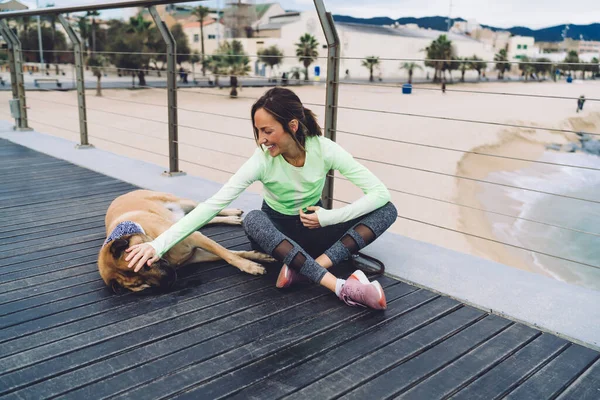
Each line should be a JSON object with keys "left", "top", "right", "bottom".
{"left": 456, "top": 110, "right": 600, "bottom": 283}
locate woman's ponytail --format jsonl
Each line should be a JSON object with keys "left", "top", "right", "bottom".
{"left": 302, "top": 107, "right": 323, "bottom": 138}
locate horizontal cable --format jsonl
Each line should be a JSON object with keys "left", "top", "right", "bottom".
{"left": 396, "top": 213, "right": 600, "bottom": 270}
{"left": 25, "top": 94, "right": 254, "bottom": 141}
{"left": 334, "top": 80, "right": 600, "bottom": 102}
{"left": 87, "top": 134, "right": 167, "bottom": 158}
{"left": 20, "top": 48, "right": 330, "bottom": 60}
{"left": 21, "top": 49, "right": 165, "bottom": 56}
{"left": 351, "top": 155, "right": 600, "bottom": 205}
{"left": 173, "top": 140, "right": 248, "bottom": 159}
{"left": 176, "top": 123, "right": 254, "bottom": 141}
{"left": 84, "top": 119, "right": 165, "bottom": 141}
{"left": 18, "top": 49, "right": 591, "bottom": 66}
{"left": 331, "top": 174, "right": 600, "bottom": 238}
{"left": 10, "top": 116, "right": 80, "bottom": 137}
{"left": 334, "top": 55, "right": 598, "bottom": 66}
{"left": 85, "top": 93, "right": 168, "bottom": 109}
{"left": 334, "top": 128, "right": 600, "bottom": 172}
{"left": 178, "top": 157, "right": 236, "bottom": 175}
{"left": 26, "top": 92, "right": 169, "bottom": 125}
{"left": 333, "top": 105, "right": 600, "bottom": 138}
{"left": 331, "top": 194, "right": 600, "bottom": 270}
{"left": 175, "top": 85, "right": 326, "bottom": 108}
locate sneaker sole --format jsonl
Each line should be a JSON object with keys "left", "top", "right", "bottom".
{"left": 371, "top": 280, "right": 387, "bottom": 309}
{"left": 275, "top": 266, "right": 291, "bottom": 288}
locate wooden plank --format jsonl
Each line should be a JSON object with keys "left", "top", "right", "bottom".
{"left": 290, "top": 313, "right": 510, "bottom": 398}
{"left": 11, "top": 283, "right": 345, "bottom": 398}
{"left": 339, "top": 323, "right": 539, "bottom": 400}
{"left": 0, "top": 278, "right": 275, "bottom": 395}
{"left": 0, "top": 181, "right": 133, "bottom": 208}
{"left": 136, "top": 285, "right": 435, "bottom": 400}
{"left": 230, "top": 296, "right": 465, "bottom": 400}
{"left": 401, "top": 332, "right": 568, "bottom": 399}
{"left": 505, "top": 345, "right": 599, "bottom": 400}
{"left": 0, "top": 264, "right": 258, "bottom": 358}
{"left": 555, "top": 358, "right": 600, "bottom": 400}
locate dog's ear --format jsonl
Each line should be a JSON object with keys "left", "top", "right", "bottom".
{"left": 109, "top": 279, "right": 125, "bottom": 294}
{"left": 110, "top": 238, "right": 129, "bottom": 259}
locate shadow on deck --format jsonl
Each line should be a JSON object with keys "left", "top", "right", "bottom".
{"left": 1, "top": 138, "right": 599, "bottom": 399}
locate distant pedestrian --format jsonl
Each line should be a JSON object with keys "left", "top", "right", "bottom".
{"left": 441, "top": 79, "right": 446, "bottom": 94}
{"left": 577, "top": 95, "right": 586, "bottom": 113}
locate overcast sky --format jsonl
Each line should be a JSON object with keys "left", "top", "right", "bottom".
{"left": 21, "top": 0, "right": 599, "bottom": 30}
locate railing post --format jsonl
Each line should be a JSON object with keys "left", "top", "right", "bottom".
{"left": 0, "top": 25, "right": 20, "bottom": 128}
{"left": 313, "top": 0, "right": 340, "bottom": 209}
{"left": 148, "top": 6, "right": 184, "bottom": 177}
{"left": 0, "top": 20, "right": 31, "bottom": 131}
{"left": 58, "top": 14, "right": 92, "bottom": 149}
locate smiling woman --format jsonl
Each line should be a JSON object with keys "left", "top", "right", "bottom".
{"left": 126, "top": 87, "right": 398, "bottom": 310}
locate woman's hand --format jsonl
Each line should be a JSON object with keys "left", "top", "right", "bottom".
{"left": 125, "top": 243, "right": 159, "bottom": 272}
{"left": 299, "top": 206, "right": 321, "bottom": 229}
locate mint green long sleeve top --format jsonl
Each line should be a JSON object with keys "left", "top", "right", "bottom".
{"left": 149, "top": 136, "right": 391, "bottom": 257}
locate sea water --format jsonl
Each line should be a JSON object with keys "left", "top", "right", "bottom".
{"left": 479, "top": 150, "right": 600, "bottom": 291}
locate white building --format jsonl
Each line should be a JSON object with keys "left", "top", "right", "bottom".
{"left": 183, "top": 19, "right": 226, "bottom": 55}
{"left": 186, "top": 6, "right": 498, "bottom": 81}
{"left": 507, "top": 35, "right": 536, "bottom": 60}
{"left": 232, "top": 11, "right": 497, "bottom": 81}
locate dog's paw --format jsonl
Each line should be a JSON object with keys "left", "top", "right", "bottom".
{"left": 222, "top": 208, "right": 243, "bottom": 216}
{"left": 250, "top": 251, "right": 276, "bottom": 263}
{"left": 240, "top": 261, "right": 266, "bottom": 275}
{"left": 229, "top": 215, "right": 243, "bottom": 225}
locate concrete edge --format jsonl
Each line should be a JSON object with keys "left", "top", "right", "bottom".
{"left": 3, "top": 121, "right": 599, "bottom": 351}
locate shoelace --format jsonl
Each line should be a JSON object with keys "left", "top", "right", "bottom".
{"left": 340, "top": 283, "right": 368, "bottom": 308}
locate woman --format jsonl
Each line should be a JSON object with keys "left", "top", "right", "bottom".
{"left": 126, "top": 87, "right": 397, "bottom": 310}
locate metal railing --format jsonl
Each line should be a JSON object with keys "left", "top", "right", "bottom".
{"left": 1, "top": 0, "right": 600, "bottom": 281}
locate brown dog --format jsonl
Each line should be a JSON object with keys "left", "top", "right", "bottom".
{"left": 98, "top": 189, "right": 274, "bottom": 293}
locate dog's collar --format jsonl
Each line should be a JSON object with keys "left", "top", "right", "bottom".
{"left": 104, "top": 221, "right": 145, "bottom": 246}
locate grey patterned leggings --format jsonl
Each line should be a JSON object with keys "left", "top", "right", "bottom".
{"left": 242, "top": 201, "right": 398, "bottom": 283}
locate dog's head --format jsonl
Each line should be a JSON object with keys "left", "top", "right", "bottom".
{"left": 98, "top": 232, "right": 177, "bottom": 294}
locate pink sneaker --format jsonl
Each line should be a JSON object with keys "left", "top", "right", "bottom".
{"left": 339, "top": 270, "right": 387, "bottom": 310}
{"left": 275, "top": 264, "right": 309, "bottom": 288}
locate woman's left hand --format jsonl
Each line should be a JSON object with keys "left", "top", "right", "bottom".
{"left": 299, "top": 206, "right": 321, "bottom": 229}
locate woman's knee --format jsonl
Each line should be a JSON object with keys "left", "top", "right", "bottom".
{"left": 242, "top": 209, "right": 269, "bottom": 235}
{"left": 381, "top": 202, "right": 398, "bottom": 223}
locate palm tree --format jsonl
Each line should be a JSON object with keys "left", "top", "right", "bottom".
{"left": 86, "top": 10, "right": 100, "bottom": 54}
{"left": 457, "top": 58, "right": 470, "bottom": 82}
{"left": 87, "top": 55, "right": 108, "bottom": 96}
{"left": 519, "top": 56, "right": 535, "bottom": 80}
{"left": 190, "top": 50, "right": 201, "bottom": 82}
{"left": 399, "top": 62, "right": 422, "bottom": 84}
{"left": 424, "top": 35, "right": 454, "bottom": 82}
{"left": 213, "top": 40, "right": 250, "bottom": 97}
{"left": 590, "top": 57, "right": 599, "bottom": 79}
{"left": 561, "top": 50, "right": 579, "bottom": 78}
{"left": 494, "top": 48, "right": 510, "bottom": 79}
{"left": 258, "top": 45, "right": 283, "bottom": 79}
{"left": 77, "top": 16, "right": 90, "bottom": 53}
{"left": 295, "top": 33, "right": 319, "bottom": 81}
{"left": 43, "top": 3, "right": 57, "bottom": 44}
{"left": 360, "top": 56, "right": 379, "bottom": 82}
{"left": 191, "top": 5, "right": 211, "bottom": 77}
{"left": 468, "top": 55, "right": 486, "bottom": 80}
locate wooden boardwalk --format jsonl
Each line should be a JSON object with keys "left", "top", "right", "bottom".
{"left": 1, "top": 138, "right": 599, "bottom": 399}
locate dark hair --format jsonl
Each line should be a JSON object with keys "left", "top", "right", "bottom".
{"left": 251, "top": 87, "right": 322, "bottom": 150}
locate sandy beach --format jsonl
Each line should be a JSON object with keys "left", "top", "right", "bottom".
{"left": 3, "top": 78, "right": 600, "bottom": 286}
